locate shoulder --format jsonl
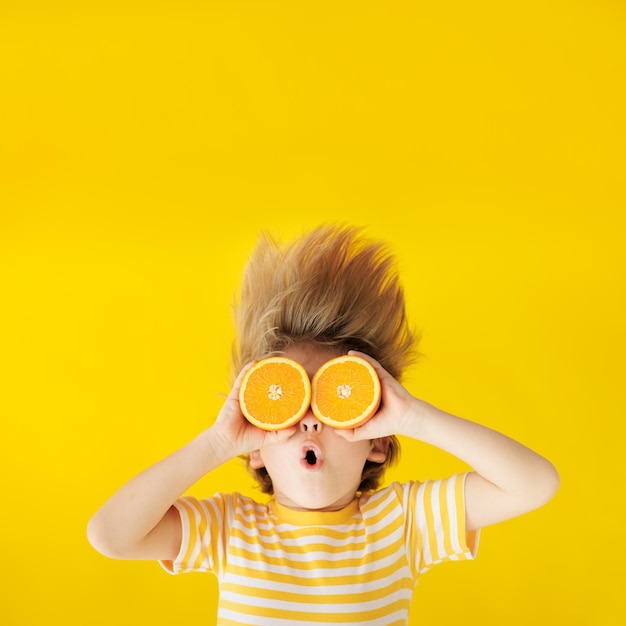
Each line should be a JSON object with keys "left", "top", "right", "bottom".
{"left": 359, "top": 481, "right": 411, "bottom": 515}
{"left": 174, "top": 492, "right": 265, "bottom": 521}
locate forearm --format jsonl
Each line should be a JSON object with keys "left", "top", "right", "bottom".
{"left": 87, "top": 427, "right": 233, "bottom": 558}
{"left": 405, "top": 401, "right": 552, "bottom": 489}
{"left": 401, "top": 399, "right": 559, "bottom": 527}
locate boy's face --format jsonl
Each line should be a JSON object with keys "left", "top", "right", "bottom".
{"left": 249, "top": 343, "right": 387, "bottom": 512}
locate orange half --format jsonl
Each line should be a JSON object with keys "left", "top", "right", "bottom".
{"left": 311, "top": 355, "right": 381, "bottom": 429}
{"left": 239, "top": 357, "right": 311, "bottom": 430}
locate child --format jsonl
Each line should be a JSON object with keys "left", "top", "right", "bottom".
{"left": 87, "top": 224, "right": 559, "bottom": 625}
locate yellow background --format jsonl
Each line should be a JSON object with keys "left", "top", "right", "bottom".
{"left": 1, "top": 1, "right": 624, "bottom": 624}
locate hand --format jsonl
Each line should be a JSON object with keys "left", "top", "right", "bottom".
{"left": 333, "top": 351, "right": 421, "bottom": 443}
{"left": 211, "top": 361, "right": 297, "bottom": 458}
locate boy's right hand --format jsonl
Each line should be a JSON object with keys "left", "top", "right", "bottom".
{"left": 87, "top": 360, "right": 295, "bottom": 563}
{"left": 211, "top": 361, "right": 298, "bottom": 459}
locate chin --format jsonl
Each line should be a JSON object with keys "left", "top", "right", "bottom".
{"left": 303, "top": 497, "right": 337, "bottom": 510}
{"left": 270, "top": 474, "right": 362, "bottom": 511}
{"left": 287, "top": 488, "right": 353, "bottom": 511}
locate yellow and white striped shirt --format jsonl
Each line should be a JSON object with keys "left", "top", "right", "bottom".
{"left": 160, "top": 474, "right": 479, "bottom": 625}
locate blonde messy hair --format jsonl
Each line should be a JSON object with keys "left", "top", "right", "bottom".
{"left": 232, "top": 223, "right": 420, "bottom": 494}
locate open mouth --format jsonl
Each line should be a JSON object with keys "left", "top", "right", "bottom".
{"left": 301, "top": 443, "right": 323, "bottom": 470}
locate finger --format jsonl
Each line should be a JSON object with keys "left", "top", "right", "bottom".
{"left": 347, "top": 349, "right": 375, "bottom": 363}
{"left": 232, "top": 360, "right": 257, "bottom": 390}
{"left": 332, "top": 427, "right": 366, "bottom": 442}
{"left": 217, "top": 361, "right": 258, "bottom": 422}
{"left": 260, "top": 425, "right": 298, "bottom": 447}
{"left": 225, "top": 360, "right": 258, "bottom": 405}
{"left": 347, "top": 350, "right": 392, "bottom": 381}
{"left": 272, "top": 425, "right": 298, "bottom": 443}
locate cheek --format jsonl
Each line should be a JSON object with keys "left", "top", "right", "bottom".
{"left": 333, "top": 440, "right": 372, "bottom": 471}
{"left": 259, "top": 448, "right": 286, "bottom": 474}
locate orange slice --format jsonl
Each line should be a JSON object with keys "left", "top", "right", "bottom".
{"left": 239, "top": 357, "right": 311, "bottom": 430}
{"left": 311, "top": 355, "right": 381, "bottom": 428}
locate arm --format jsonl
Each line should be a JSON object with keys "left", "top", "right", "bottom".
{"left": 336, "top": 352, "right": 560, "bottom": 531}
{"left": 87, "top": 363, "right": 296, "bottom": 561}
{"left": 403, "top": 402, "right": 560, "bottom": 531}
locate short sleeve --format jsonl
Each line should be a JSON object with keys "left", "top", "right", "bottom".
{"left": 159, "top": 494, "right": 230, "bottom": 575}
{"left": 401, "top": 473, "right": 479, "bottom": 576}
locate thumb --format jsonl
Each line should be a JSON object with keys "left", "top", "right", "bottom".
{"left": 265, "top": 425, "right": 298, "bottom": 444}
{"left": 332, "top": 427, "right": 359, "bottom": 442}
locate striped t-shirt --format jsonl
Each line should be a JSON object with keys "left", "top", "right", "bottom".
{"left": 160, "top": 474, "right": 479, "bottom": 625}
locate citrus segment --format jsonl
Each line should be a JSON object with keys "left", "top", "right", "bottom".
{"left": 239, "top": 357, "right": 311, "bottom": 430}
{"left": 311, "top": 355, "right": 381, "bottom": 428}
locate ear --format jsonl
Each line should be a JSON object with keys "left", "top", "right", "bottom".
{"left": 248, "top": 449, "right": 265, "bottom": 469}
{"left": 367, "top": 437, "right": 389, "bottom": 464}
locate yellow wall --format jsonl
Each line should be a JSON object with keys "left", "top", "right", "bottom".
{"left": 1, "top": 2, "right": 624, "bottom": 624}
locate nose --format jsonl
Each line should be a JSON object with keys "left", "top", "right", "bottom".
{"left": 299, "top": 412, "right": 323, "bottom": 434}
